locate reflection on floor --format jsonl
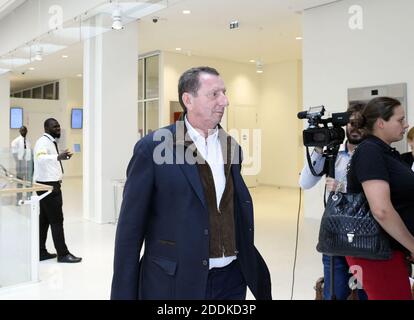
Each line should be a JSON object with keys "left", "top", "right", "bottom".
{"left": 0, "top": 177, "right": 323, "bottom": 300}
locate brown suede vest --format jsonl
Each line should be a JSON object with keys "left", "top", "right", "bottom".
{"left": 197, "top": 132, "right": 237, "bottom": 258}
{"left": 176, "top": 118, "right": 237, "bottom": 258}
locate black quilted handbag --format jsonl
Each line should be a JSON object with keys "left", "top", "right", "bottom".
{"left": 316, "top": 191, "right": 392, "bottom": 260}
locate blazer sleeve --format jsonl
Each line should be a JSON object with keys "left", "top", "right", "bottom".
{"left": 110, "top": 139, "right": 154, "bottom": 300}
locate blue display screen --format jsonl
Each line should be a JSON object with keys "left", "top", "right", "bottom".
{"left": 10, "top": 107, "right": 23, "bottom": 129}
{"left": 71, "top": 108, "right": 83, "bottom": 129}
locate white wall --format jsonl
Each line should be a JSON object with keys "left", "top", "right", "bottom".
{"left": 58, "top": 78, "right": 83, "bottom": 177}
{"left": 83, "top": 21, "right": 138, "bottom": 223}
{"left": 9, "top": 78, "right": 83, "bottom": 177}
{"left": 258, "top": 60, "right": 303, "bottom": 188}
{"left": 303, "top": 0, "right": 414, "bottom": 219}
{"left": 0, "top": 73, "right": 10, "bottom": 148}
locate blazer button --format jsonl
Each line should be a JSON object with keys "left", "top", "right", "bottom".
{"left": 202, "top": 259, "right": 208, "bottom": 266}
{"left": 204, "top": 229, "right": 209, "bottom": 236}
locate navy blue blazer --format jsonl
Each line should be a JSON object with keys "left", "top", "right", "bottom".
{"left": 110, "top": 123, "right": 271, "bottom": 300}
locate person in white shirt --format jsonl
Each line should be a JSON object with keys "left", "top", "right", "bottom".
{"left": 111, "top": 67, "right": 271, "bottom": 300}
{"left": 299, "top": 103, "right": 368, "bottom": 300}
{"left": 10, "top": 126, "right": 33, "bottom": 182}
{"left": 33, "top": 118, "right": 81, "bottom": 263}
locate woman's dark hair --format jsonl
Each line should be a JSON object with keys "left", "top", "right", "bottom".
{"left": 178, "top": 66, "right": 220, "bottom": 111}
{"left": 347, "top": 101, "right": 365, "bottom": 115}
{"left": 361, "top": 97, "right": 401, "bottom": 133}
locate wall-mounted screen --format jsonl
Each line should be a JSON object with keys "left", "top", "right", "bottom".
{"left": 71, "top": 108, "right": 83, "bottom": 129}
{"left": 10, "top": 107, "right": 23, "bottom": 129}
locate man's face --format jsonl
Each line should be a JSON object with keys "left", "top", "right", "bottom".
{"left": 346, "top": 112, "right": 364, "bottom": 145}
{"left": 185, "top": 73, "right": 229, "bottom": 130}
{"left": 46, "top": 120, "right": 61, "bottom": 139}
{"left": 19, "top": 127, "right": 27, "bottom": 137}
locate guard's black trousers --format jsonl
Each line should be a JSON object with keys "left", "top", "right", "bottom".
{"left": 37, "top": 181, "right": 69, "bottom": 257}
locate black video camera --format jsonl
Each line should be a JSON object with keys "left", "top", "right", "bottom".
{"left": 297, "top": 106, "right": 348, "bottom": 149}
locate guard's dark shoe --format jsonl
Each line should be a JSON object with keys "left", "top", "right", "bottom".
{"left": 40, "top": 252, "right": 57, "bottom": 261}
{"left": 57, "top": 253, "right": 82, "bottom": 263}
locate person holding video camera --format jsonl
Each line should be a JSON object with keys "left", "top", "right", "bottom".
{"left": 299, "top": 102, "right": 367, "bottom": 300}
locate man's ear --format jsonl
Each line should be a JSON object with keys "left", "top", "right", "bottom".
{"left": 182, "top": 92, "right": 193, "bottom": 111}
{"left": 376, "top": 118, "right": 385, "bottom": 129}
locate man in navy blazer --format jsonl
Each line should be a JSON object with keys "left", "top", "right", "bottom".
{"left": 111, "top": 66, "right": 271, "bottom": 300}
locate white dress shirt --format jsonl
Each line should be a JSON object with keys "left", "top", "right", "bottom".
{"left": 185, "top": 117, "right": 237, "bottom": 269}
{"left": 33, "top": 133, "right": 63, "bottom": 182}
{"left": 11, "top": 135, "right": 31, "bottom": 161}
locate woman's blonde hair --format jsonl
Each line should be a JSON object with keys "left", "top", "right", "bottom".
{"left": 407, "top": 127, "right": 414, "bottom": 141}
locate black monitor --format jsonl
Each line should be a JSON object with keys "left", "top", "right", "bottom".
{"left": 10, "top": 107, "right": 23, "bottom": 129}
{"left": 71, "top": 108, "right": 83, "bottom": 129}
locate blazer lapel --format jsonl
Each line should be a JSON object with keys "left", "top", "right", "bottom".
{"left": 170, "top": 122, "right": 207, "bottom": 210}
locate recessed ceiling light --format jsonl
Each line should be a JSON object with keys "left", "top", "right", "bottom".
{"left": 296, "top": 37, "right": 303, "bottom": 40}
{"left": 62, "top": 55, "right": 69, "bottom": 58}
{"left": 175, "top": 48, "right": 182, "bottom": 51}
{"left": 29, "top": 67, "right": 35, "bottom": 71}
{"left": 256, "top": 70, "right": 264, "bottom": 74}
{"left": 182, "top": 10, "right": 191, "bottom": 14}
{"left": 249, "top": 60, "right": 255, "bottom": 63}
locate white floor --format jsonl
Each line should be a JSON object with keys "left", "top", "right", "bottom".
{"left": 0, "top": 177, "right": 323, "bottom": 300}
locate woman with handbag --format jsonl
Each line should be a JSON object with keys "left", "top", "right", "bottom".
{"left": 346, "top": 96, "right": 414, "bottom": 300}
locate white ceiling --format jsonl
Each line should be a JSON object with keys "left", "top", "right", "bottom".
{"left": 0, "top": 0, "right": 25, "bottom": 20}
{"left": 8, "top": 0, "right": 341, "bottom": 91}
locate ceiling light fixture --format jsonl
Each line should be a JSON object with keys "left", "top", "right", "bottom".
{"left": 175, "top": 48, "right": 182, "bottom": 51}
{"left": 62, "top": 55, "right": 69, "bottom": 58}
{"left": 77, "top": 74, "right": 83, "bottom": 77}
{"left": 112, "top": 7, "right": 124, "bottom": 30}
{"left": 182, "top": 10, "right": 191, "bottom": 14}
{"left": 296, "top": 36, "right": 303, "bottom": 40}
{"left": 34, "top": 47, "right": 43, "bottom": 61}
{"left": 29, "top": 67, "right": 35, "bottom": 71}
{"left": 249, "top": 59, "right": 255, "bottom": 63}
{"left": 256, "top": 60, "right": 264, "bottom": 74}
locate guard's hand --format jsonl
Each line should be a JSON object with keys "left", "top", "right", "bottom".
{"left": 326, "top": 177, "right": 339, "bottom": 192}
{"left": 57, "top": 149, "right": 73, "bottom": 161}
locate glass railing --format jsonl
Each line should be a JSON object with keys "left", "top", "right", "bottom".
{"left": 0, "top": 148, "right": 52, "bottom": 290}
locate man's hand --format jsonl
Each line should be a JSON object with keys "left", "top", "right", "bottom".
{"left": 57, "top": 149, "right": 73, "bottom": 161}
{"left": 326, "top": 177, "right": 339, "bottom": 192}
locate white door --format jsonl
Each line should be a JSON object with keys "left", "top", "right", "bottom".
{"left": 231, "top": 105, "right": 259, "bottom": 188}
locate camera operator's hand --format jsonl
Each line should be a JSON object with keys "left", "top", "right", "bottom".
{"left": 314, "top": 147, "right": 324, "bottom": 155}
{"left": 57, "top": 149, "right": 73, "bottom": 161}
{"left": 326, "top": 177, "right": 339, "bottom": 192}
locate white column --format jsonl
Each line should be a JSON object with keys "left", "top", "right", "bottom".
{"left": 0, "top": 73, "right": 10, "bottom": 149}
{"left": 83, "top": 21, "right": 138, "bottom": 223}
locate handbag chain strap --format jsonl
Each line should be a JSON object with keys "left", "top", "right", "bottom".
{"left": 332, "top": 145, "right": 358, "bottom": 197}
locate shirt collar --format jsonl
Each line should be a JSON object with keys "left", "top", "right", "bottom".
{"left": 339, "top": 142, "right": 347, "bottom": 153}
{"left": 363, "top": 135, "right": 400, "bottom": 156}
{"left": 184, "top": 115, "right": 219, "bottom": 144}
{"left": 43, "top": 133, "right": 55, "bottom": 142}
